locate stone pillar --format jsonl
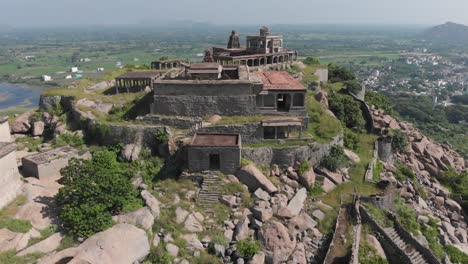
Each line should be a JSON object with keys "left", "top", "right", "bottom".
{"left": 378, "top": 137, "right": 394, "bottom": 164}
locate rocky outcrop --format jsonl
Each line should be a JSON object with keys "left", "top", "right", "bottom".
{"left": 11, "top": 112, "right": 34, "bottom": 133}
{"left": 18, "top": 233, "right": 63, "bottom": 256}
{"left": 39, "top": 224, "right": 150, "bottom": 264}
{"left": 236, "top": 165, "right": 278, "bottom": 194}
{"left": 259, "top": 220, "right": 297, "bottom": 264}
{"left": 112, "top": 207, "right": 154, "bottom": 231}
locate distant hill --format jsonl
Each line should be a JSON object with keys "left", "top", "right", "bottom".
{"left": 421, "top": 21, "right": 468, "bottom": 43}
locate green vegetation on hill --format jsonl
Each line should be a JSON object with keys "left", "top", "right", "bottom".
{"left": 328, "top": 91, "right": 366, "bottom": 132}
{"left": 306, "top": 91, "right": 342, "bottom": 143}
{"left": 57, "top": 149, "right": 140, "bottom": 238}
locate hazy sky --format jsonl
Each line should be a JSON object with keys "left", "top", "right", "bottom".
{"left": 1, "top": 0, "right": 467, "bottom": 27}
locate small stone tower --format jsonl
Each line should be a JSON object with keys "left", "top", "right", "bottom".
{"left": 377, "top": 136, "right": 394, "bottom": 164}
{"left": 227, "top": 30, "right": 240, "bottom": 49}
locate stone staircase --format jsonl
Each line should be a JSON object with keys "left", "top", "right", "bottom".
{"left": 197, "top": 173, "right": 222, "bottom": 211}
{"left": 384, "top": 227, "right": 429, "bottom": 264}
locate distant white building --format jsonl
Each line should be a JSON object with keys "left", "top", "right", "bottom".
{"left": 80, "top": 58, "right": 91, "bottom": 62}
{"left": 42, "top": 75, "right": 52, "bottom": 82}
{"left": 65, "top": 75, "right": 73, "bottom": 80}
{"left": 97, "top": 67, "right": 104, "bottom": 72}
{"left": 71, "top": 67, "right": 79, "bottom": 73}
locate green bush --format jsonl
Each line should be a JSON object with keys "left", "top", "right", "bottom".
{"left": 155, "top": 130, "right": 169, "bottom": 144}
{"left": 0, "top": 217, "right": 32, "bottom": 233}
{"left": 57, "top": 149, "right": 139, "bottom": 238}
{"left": 359, "top": 243, "right": 388, "bottom": 264}
{"left": 328, "top": 92, "right": 366, "bottom": 132}
{"left": 308, "top": 184, "right": 324, "bottom": 197}
{"left": 344, "top": 80, "right": 362, "bottom": 95}
{"left": 303, "top": 56, "right": 321, "bottom": 65}
{"left": 389, "top": 129, "right": 408, "bottom": 153}
{"left": 394, "top": 162, "right": 415, "bottom": 181}
{"left": 328, "top": 63, "right": 356, "bottom": 83}
{"left": 53, "top": 133, "right": 84, "bottom": 147}
{"left": 421, "top": 219, "right": 445, "bottom": 259}
{"left": 445, "top": 244, "right": 468, "bottom": 264}
{"left": 237, "top": 239, "right": 260, "bottom": 260}
{"left": 297, "top": 161, "right": 311, "bottom": 176}
{"left": 320, "top": 146, "right": 348, "bottom": 172}
{"left": 394, "top": 197, "right": 420, "bottom": 235}
{"left": 344, "top": 129, "right": 360, "bottom": 151}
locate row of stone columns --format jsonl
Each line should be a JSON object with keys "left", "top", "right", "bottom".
{"left": 115, "top": 78, "right": 151, "bottom": 94}
{"left": 218, "top": 53, "right": 297, "bottom": 67}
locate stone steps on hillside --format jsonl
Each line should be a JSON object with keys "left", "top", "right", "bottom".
{"left": 384, "top": 227, "right": 429, "bottom": 264}
{"left": 197, "top": 173, "right": 222, "bottom": 209}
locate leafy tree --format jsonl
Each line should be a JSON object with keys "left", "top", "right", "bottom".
{"left": 365, "top": 91, "right": 395, "bottom": 115}
{"left": 320, "top": 146, "right": 348, "bottom": 172}
{"left": 344, "top": 129, "right": 360, "bottom": 151}
{"left": 344, "top": 80, "right": 362, "bottom": 95}
{"left": 57, "top": 149, "right": 138, "bottom": 238}
{"left": 303, "top": 56, "right": 320, "bottom": 65}
{"left": 328, "top": 63, "right": 355, "bottom": 83}
{"left": 389, "top": 129, "right": 407, "bottom": 153}
{"left": 328, "top": 92, "right": 366, "bottom": 132}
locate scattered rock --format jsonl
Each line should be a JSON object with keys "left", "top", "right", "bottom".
{"left": 445, "top": 199, "right": 462, "bottom": 212}
{"left": 32, "top": 121, "right": 45, "bottom": 137}
{"left": 286, "top": 188, "right": 307, "bottom": 216}
{"left": 121, "top": 143, "right": 141, "bottom": 162}
{"left": 11, "top": 111, "right": 34, "bottom": 133}
{"left": 18, "top": 233, "right": 63, "bottom": 256}
{"left": 112, "top": 207, "right": 154, "bottom": 231}
{"left": 259, "top": 221, "right": 296, "bottom": 264}
{"left": 182, "top": 234, "right": 204, "bottom": 251}
{"left": 184, "top": 214, "right": 204, "bottom": 233}
{"left": 176, "top": 207, "right": 189, "bottom": 224}
{"left": 213, "top": 243, "right": 225, "bottom": 257}
{"left": 141, "top": 190, "right": 160, "bottom": 218}
{"left": 312, "top": 210, "right": 325, "bottom": 221}
{"left": 288, "top": 213, "right": 317, "bottom": 235}
{"left": 166, "top": 243, "right": 179, "bottom": 257}
{"left": 289, "top": 243, "right": 307, "bottom": 264}
{"left": 38, "top": 224, "right": 149, "bottom": 264}
{"left": 366, "top": 234, "right": 386, "bottom": 260}
{"left": 236, "top": 165, "right": 278, "bottom": 194}
{"left": 344, "top": 149, "right": 360, "bottom": 163}
{"left": 417, "top": 215, "right": 430, "bottom": 224}
{"left": 298, "top": 168, "right": 315, "bottom": 188}
{"left": 253, "top": 188, "right": 271, "bottom": 201}
{"left": 251, "top": 207, "right": 273, "bottom": 222}
{"left": 153, "top": 235, "right": 160, "bottom": 248}
{"left": 208, "top": 115, "right": 222, "bottom": 123}
{"left": 234, "top": 217, "right": 250, "bottom": 241}
{"left": 248, "top": 252, "right": 266, "bottom": 264}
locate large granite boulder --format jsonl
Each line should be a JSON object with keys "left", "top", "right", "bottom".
{"left": 141, "top": 190, "right": 160, "bottom": 218}
{"left": 38, "top": 224, "right": 149, "bottom": 264}
{"left": 11, "top": 111, "right": 34, "bottom": 133}
{"left": 112, "top": 207, "right": 154, "bottom": 231}
{"left": 17, "top": 233, "right": 63, "bottom": 256}
{"left": 236, "top": 165, "right": 278, "bottom": 194}
{"left": 259, "top": 220, "right": 296, "bottom": 264}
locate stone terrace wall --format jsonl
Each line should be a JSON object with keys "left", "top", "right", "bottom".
{"left": 152, "top": 95, "right": 257, "bottom": 117}
{"left": 39, "top": 95, "right": 75, "bottom": 112}
{"left": 137, "top": 115, "right": 202, "bottom": 131}
{"left": 196, "top": 123, "right": 262, "bottom": 144}
{"left": 0, "top": 143, "right": 22, "bottom": 209}
{"left": 242, "top": 133, "right": 343, "bottom": 168}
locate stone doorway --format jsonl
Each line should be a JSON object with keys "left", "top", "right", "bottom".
{"left": 277, "top": 94, "right": 291, "bottom": 112}
{"left": 209, "top": 154, "right": 220, "bottom": 170}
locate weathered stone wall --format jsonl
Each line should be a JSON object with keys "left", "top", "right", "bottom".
{"left": 323, "top": 206, "right": 347, "bottom": 264}
{"left": 378, "top": 137, "right": 394, "bottom": 164}
{"left": 365, "top": 141, "right": 378, "bottom": 182}
{"left": 154, "top": 82, "right": 256, "bottom": 96}
{"left": 348, "top": 92, "right": 375, "bottom": 133}
{"left": 196, "top": 123, "right": 262, "bottom": 144}
{"left": 137, "top": 115, "right": 202, "bottom": 130}
{"left": 151, "top": 95, "right": 257, "bottom": 117}
{"left": 242, "top": 133, "right": 343, "bottom": 168}
{"left": 39, "top": 95, "right": 75, "bottom": 112}
{"left": 314, "top": 69, "right": 329, "bottom": 83}
{"left": 187, "top": 146, "right": 241, "bottom": 174}
{"left": 0, "top": 143, "right": 22, "bottom": 209}
{"left": 359, "top": 206, "right": 412, "bottom": 264}
{"left": 0, "top": 116, "right": 11, "bottom": 142}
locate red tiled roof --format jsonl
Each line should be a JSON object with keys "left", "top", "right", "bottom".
{"left": 256, "top": 71, "right": 305, "bottom": 91}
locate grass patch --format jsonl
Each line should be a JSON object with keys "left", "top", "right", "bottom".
{"left": 307, "top": 91, "right": 342, "bottom": 143}
{"left": 27, "top": 225, "right": 57, "bottom": 247}
{"left": 244, "top": 140, "right": 310, "bottom": 148}
{"left": 0, "top": 196, "right": 32, "bottom": 233}
{"left": 0, "top": 251, "right": 44, "bottom": 264}
{"left": 363, "top": 202, "right": 393, "bottom": 228}
{"left": 15, "top": 136, "right": 43, "bottom": 152}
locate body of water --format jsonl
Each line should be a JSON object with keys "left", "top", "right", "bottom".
{"left": 0, "top": 83, "right": 42, "bottom": 110}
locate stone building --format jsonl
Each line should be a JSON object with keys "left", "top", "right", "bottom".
{"left": 207, "top": 26, "right": 298, "bottom": 68}
{"left": 22, "top": 146, "right": 90, "bottom": 179}
{"left": 150, "top": 63, "right": 306, "bottom": 117}
{"left": 151, "top": 59, "right": 189, "bottom": 70}
{"left": 114, "top": 71, "right": 161, "bottom": 93}
{"left": 187, "top": 133, "right": 241, "bottom": 174}
{"left": 0, "top": 117, "right": 22, "bottom": 209}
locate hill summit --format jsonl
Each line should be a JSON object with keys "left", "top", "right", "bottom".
{"left": 422, "top": 21, "right": 468, "bottom": 43}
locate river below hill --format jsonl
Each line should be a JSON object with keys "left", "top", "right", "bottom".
{"left": 0, "top": 83, "right": 42, "bottom": 111}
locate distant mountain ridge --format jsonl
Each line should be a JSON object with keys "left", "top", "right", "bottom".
{"left": 421, "top": 21, "right": 468, "bottom": 43}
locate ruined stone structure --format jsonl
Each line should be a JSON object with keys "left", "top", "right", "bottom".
{"left": 378, "top": 136, "right": 394, "bottom": 164}
{"left": 207, "top": 27, "right": 298, "bottom": 68}
{"left": 0, "top": 117, "right": 22, "bottom": 209}
{"left": 151, "top": 63, "right": 306, "bottom": 117}
{"left": 151, "top": 59, "right": 189, "bottom": 70}
{"left": 187, "top": 133, "right": 241, "bottom": 174}
{"left": 115, "top": 71, "right": 161, "bottom": 93}
{"left": 227, "top": 30, "right": 240, "bottom": 49}
{"left": 22, "top": 146, "right": 90, "bottom": 179}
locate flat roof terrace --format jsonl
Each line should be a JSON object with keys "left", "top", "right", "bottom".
{"left": 190, "top": 133, "right": 240, "bottom": 147}
{"left": 116, "top": 71, "right": 161, "bottom": 79}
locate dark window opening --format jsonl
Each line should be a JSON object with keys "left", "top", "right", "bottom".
{"left": 277, "top": 94, "right": 291, "bottom": 112}
{"left": 264, "top": 94, "right": 275, "bottom": 107}
{"left": 293, "top": 93, "right": 305, "bottom": 107}
{"left": 209, "top": 154, "right": 220, "bottom": 170}
{"left": 263, "top": 127, "right": 276, "bottom": 139}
